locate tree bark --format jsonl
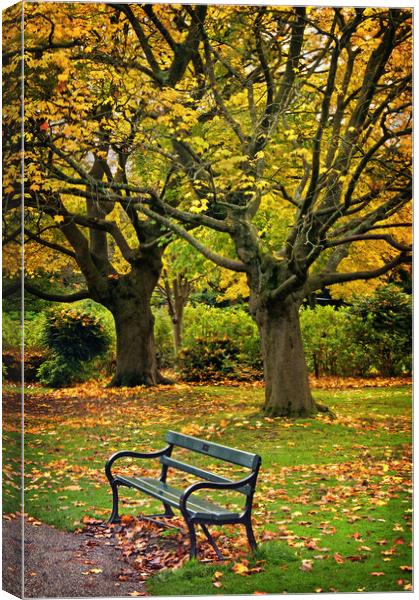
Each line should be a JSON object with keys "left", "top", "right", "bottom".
{"left": 255, "top": 296, "right": 317, "bottom": 417}
{"left": 110, "top": 297, "right": 159, "bottom": 387}
{"left": 105, "top": 255, "right": 166, "bottom": 387}
{"left": 173, "top": 314, "right": 183, "bottom": 357}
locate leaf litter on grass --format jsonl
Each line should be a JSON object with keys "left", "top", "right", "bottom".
{"left": 81, "top": 515, "right": 255, "bottom": 580}
{"left": 3, "top": 379, "right": 412, "bottom": 593}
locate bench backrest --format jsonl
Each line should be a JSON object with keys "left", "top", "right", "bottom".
{"left": 161, "top": 431, "right": 261, "bottom": 496}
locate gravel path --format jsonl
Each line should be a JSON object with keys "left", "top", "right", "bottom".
{"left": 2, "top": 517, "right": 147, "bottom": 598}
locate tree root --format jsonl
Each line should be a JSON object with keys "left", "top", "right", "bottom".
{"left": 156, "top": 371, "right": 174, "bottom": 385}
{"left": 315, "top": 402, "right": 337, "bottom": 419}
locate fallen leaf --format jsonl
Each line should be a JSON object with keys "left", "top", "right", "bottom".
{"left": 300, "top": 559, "right": 313, "bottom": 572}
{"left": 232, "top": 562, "right": 249, "bottom": 575}
{"left": 82, "top": 568, "right": 103, "bottom": 575}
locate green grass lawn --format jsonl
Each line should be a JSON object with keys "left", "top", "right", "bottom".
{"left": 2, "top": 381, "right": 412, "bottom": 594}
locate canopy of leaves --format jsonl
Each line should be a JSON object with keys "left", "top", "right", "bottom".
{"left": 2, "top": 4, "right": 412, "bottom": 303}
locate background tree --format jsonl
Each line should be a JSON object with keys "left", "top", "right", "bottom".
{"left": 156, "top": 239, "right": 210, "bottom": 360}
{"left": 155, "top": 231, "right": 244, "bottom": 359}
{"left": 3, "top": 2, "right": 207, "bottom": 386}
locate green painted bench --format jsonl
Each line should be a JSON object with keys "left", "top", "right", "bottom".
{"left": 105, "top": 430, "right": 262, "bottom": 559}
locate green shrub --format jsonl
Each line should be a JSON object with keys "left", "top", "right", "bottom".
{"left": 182, "top": 305, "right": 262, "bottom": 369}
{"left": 153, "top": 304, "right": 262, "bottom": 375}
{"left": 178, "top": 336, "right": 240, "bottom": 381}
{"left": 2, "top": 312, "right": 22, "bottom": 350}
{"left": 300, "top": 286, "right": 412, "bottom": 377}
{"left": 43, "top": 308, "right": 110, "bottom": 362}
{"left": 38, "top": 307, "right": 110, "bottom": 386}
{"left": 154, "top": 308, "right": 174, "bottom": 368}
{"left": 72, "top": 300, "right": 116, "bottom": 377}
{"left": 348, "top": 285, "right": 412, "bottom": 376}
{"left": 24, "top": 311, "right": 48, "bottom": 350}
{"left": 300, "top": 305, "right": 364, "bottom": 376}
{"left": 37, "top": 354, "right": 80, "bottom": 388}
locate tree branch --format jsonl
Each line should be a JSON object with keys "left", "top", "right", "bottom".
{"left": 110, "top": 3, "right": 161, "bottom": 78}
{"left": 309, "top": 252, "right": 410, "bottom": 289}
{"left": 325, "top": 233, "right": 411, "bottom": 253}
{"left": 137, "top": 204, "right": 248, "bottom": 273}
{"left": 254, "top": 8, "right": 274, "bottom": 115}
{"left": 25, "top": 283, "right": 90, "bottom": 303}
{"left": 62, "top": 213, "right": 135, "bottom": 263}
{"left": 202, "top": 38, "right": 246, "bottom": 146}
{"left": 147, "top": 196, "right": 233, "bottom": 234}
{"left": 142, "top": 4, "right": 178, "bottom": 52}
{"left": 24, "top": 228, "right": 77, "bottom": 259}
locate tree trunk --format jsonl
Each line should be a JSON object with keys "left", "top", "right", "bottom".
{"left": 105, "top": 258, "right": 167, "bottom": 387}
{"left": 256, "top": 297, "right": 317, "bottom": 417}
{"left": 160, "top": 270, "right": 191, "bottom": 363}
{"left": 173, "top": 313, "right": 183, "bottom": 358}
{"left": 109, "top": 300, "right": 159, "bottom": 387}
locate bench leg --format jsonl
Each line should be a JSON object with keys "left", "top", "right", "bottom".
{"left": 245, "top": 517, "right": 257, "bottom": 551}
{"left": 185, "top": 519, "right": 198, "bottom": 559}
{"left": 162, "top": 503, "right": 175, "bottom": 518}
{"left": 200, "top": 524, "right": 225, "bottom": 561}
{"left": 108, "top": 481, "right": 121, "bottom": 524}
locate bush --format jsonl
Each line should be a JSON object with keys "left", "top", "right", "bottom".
{"left": 182, "top": 305, "right": 262, "bottom": 369}
{"left": 2, "top": 312, "right": 22, "bottom": 350}
{"left": 38, "top": 307, "right": 110, "bottom": 387}
{"left": 74, "top": 300, "right": 116, "bottom": 377}
{"left": 160, "top": 304, "right": 263, "bottom": 381}
{"left": 43, "top": 308, "right": 110, "bottom": 362}
{"left": 153, "top": 304, "right": 263, "bottom": 377}
{"left": 24, "top": 311, "right": 48, "bottom": 350}
{"left": 348, "top": 285, "right": 412, "bottom": 376}
{"left": 154, "top": 308, "right": 175, "bottom": 368}
{"left": 300, "top": 305, "right": 364, "bottom": 377}
{"left": 300, "top": 285, "right": 412, "bottom": 377}
{"left": 178, "top": 336, "right": 240, "bottom": 381}
{"left": 37, "top": 354, "right": 79, "bottom": 388}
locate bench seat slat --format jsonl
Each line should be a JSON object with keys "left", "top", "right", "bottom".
{"left": 115, "top": 475, "right": 240, "bottom": 521}
{"left": 166, "top": 430, "right": 260, "bottom": 469}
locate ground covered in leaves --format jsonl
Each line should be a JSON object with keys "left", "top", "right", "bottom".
{"left": 2, "top": 376, "right": 412, "bottom": 595}
{"left": 2, "top": 515, "right": 147, "bottom": 597}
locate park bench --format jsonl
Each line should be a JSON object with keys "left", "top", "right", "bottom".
{"left": 105, "top": 430, "right": 262, "bottom": 560}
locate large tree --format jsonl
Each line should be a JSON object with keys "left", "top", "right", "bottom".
{"left": 3, "top": 2, "right": 207, "bottom": 386}
{"left": 129, "top": 6, "right": 412, "bottom": 415}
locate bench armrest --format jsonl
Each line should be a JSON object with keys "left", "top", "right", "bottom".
{"left": 105, "top": 446, "right": 172, "bottom": 483}
{"left": 179, "top": 471, "right": 258, "bottom": 514}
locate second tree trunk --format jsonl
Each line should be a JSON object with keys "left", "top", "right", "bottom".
{"left": 256, "top": 297, "right": 317, "bottom": 417}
